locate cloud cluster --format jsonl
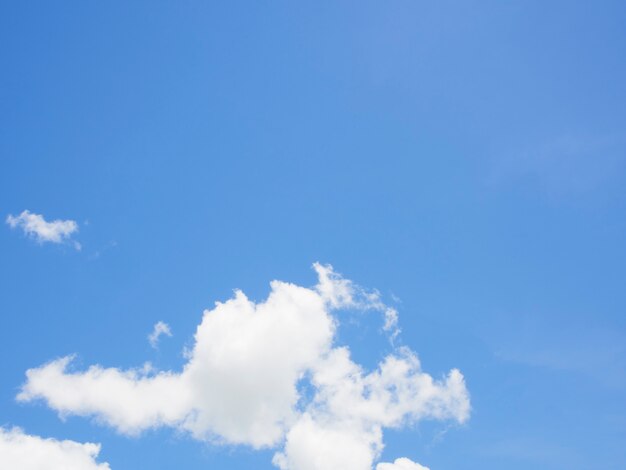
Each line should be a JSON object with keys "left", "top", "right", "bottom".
{"left": 6, "top": 210, "right": 80, "bottom": 249}
{"left": 0, "top": 427, "right": 110, "bottom": 470}
{"left": 18, "top": 264, "right": 469, "bottom": 469}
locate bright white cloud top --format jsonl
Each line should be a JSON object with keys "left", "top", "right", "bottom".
{"left": 148, "top": 321, "right": 172, "bottom": 348}
{"left": 0, "top": 427, "right": 110, "bottom": 470}
{"left": 377, "top": 457, "right": 430, "bottom": 470}
{"left": 18, "top": 263, "right": 469, "bottom": 470}
{"left": 6, "top": 210, "right": 80, "bottom": 249}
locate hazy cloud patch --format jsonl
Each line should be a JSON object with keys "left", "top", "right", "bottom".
{"left": 148, "top": 321, "right": 172, "bottom": 348}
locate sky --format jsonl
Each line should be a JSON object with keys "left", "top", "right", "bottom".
{"left": 1, "top": 1, "right": 626, "bottom": 469}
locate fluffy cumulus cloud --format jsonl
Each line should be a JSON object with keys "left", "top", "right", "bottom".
{"left": 18, "top": 263, "right": 469, "bottom": 469}
{"left": 6, "top": 210, "right": 80, "bottom": 249}
{"left": 0, "top": 427, "right": 110, "bottom": 470}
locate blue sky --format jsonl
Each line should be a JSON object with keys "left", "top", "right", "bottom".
{"left": 1, "top": 1, "right": 626, "bottom": 469}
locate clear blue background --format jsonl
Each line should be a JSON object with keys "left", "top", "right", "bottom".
{"left": 2, "top": 1, "right": 626, "bottom": 469}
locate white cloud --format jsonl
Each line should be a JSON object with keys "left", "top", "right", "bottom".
{"left": 383, "top": 307, "right": 400, "bottom": 339}
{"left": 18, "top": 264, "right": 470, "bottom": 469}
{"left": 274, "top": 347, "right": 468, "bottom": 470}
{"left": 377, "top": 457, "right": 430, "bottom": 470}
{"left": 272, "top": 413, "right": 378, "bottom": 470}
{"left": 0, "top": 427, "right": 110, "bottom": 470}
{"left": 148, "top": 321, "right": 172, "bottom": 348}
{"left": 6, "top": 210, "right": 80, "bottom": 249}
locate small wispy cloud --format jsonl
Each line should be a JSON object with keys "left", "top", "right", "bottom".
{"left": 148, "top": 321, "right": 172, "bottom": 348}
{"left": 480, "top": 436, "right": 579, "bottom": 467}
{"left": 490, "top": 132, "right": 626, "bottom": 196}
{"left": 383, "top": 307, "right": 400, "bottom": 340}
{"left": 6, "top": 210, "right": 80, "bottom": 250}
{"left": 485, "top": 313, "right": 626, "bottom": 389}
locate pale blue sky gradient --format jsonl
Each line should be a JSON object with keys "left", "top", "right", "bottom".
{"left": 2, "top": 1, "right": 626, "bottom": 469}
